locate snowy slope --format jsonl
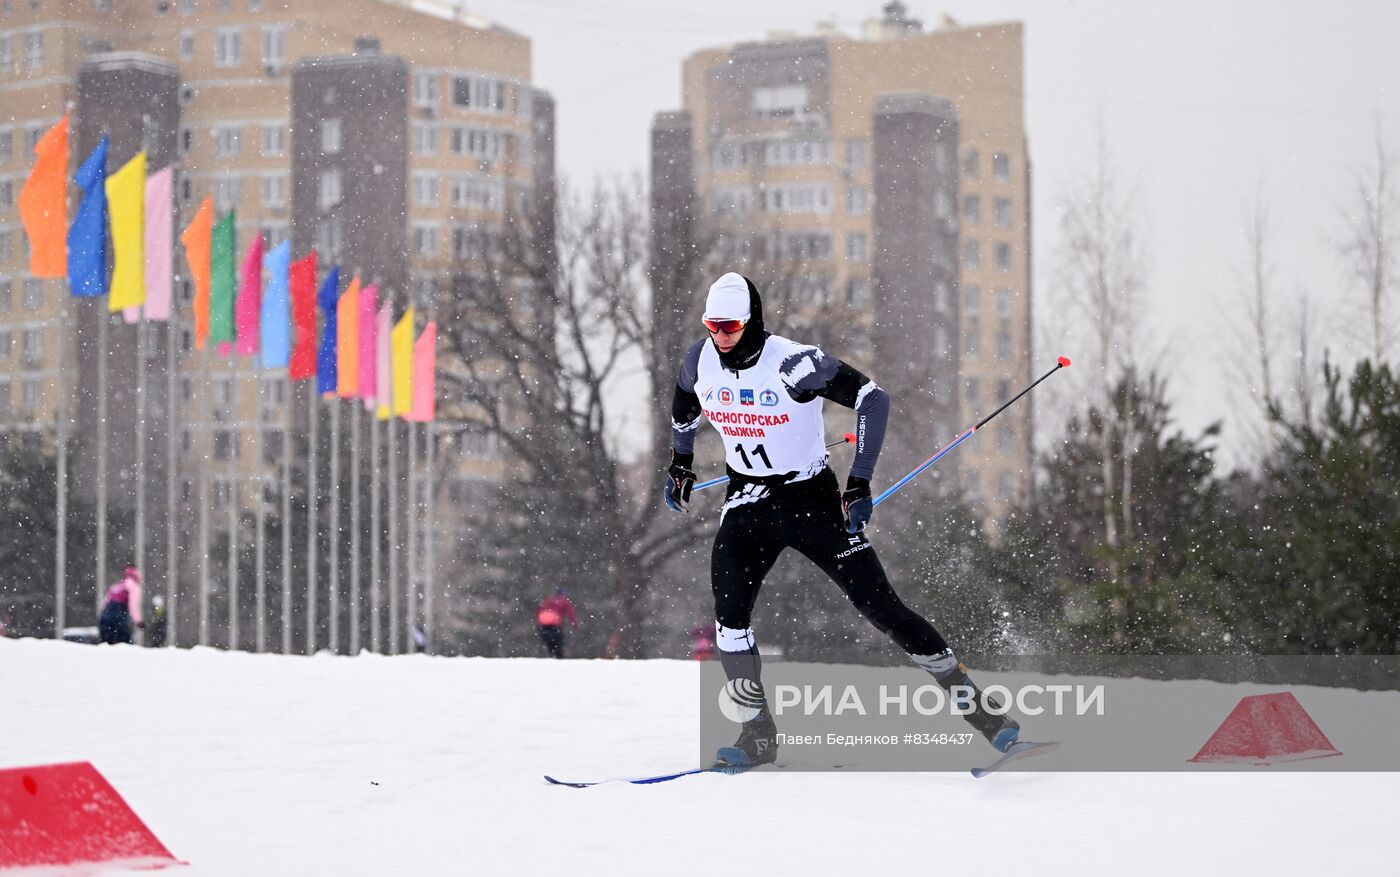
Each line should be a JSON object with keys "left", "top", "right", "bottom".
{"left": 2, "top": 638, "right": 1397, "bottom": 876}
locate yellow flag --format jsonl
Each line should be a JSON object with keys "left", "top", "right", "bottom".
{"left": 392, "top": 306, "right": 415, "bottom": 418}
{"left": 106, "top": 152, "right": 147, "bottom": 312}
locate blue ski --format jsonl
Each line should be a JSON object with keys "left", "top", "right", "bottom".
{"left": 970, "top": 740, "right": 1060, "bottom": 778}
{"left": 545, "top": 764, "right": 750, "bottom": 788}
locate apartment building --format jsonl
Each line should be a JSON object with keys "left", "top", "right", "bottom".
{"left": 651, "top": 4, "right": 1033, "bottom": 523}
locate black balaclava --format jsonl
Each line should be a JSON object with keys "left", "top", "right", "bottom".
{"left": 716, "top": 275, "right": 769, "bottom": 373}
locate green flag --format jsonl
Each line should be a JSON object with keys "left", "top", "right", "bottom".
{"left": 210, "top": 210, "right": 237, "bottom": 347}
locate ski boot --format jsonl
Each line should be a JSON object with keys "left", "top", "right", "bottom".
{"left": 917, "top": 650, "right": 1021, "bottom": 752}
{"left": 714, "top": 706, "right": 779, "bottom": 769}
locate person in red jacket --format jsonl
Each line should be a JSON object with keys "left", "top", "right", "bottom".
{"left": 536, "top": 588, "right": 578, "bottom": 659}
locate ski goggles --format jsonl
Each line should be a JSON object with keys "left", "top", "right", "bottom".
{"left": 702, "top": 316, "right": 749, "bottom": 334}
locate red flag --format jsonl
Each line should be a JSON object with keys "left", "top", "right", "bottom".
{"left": 18, "top": 115, "right": 69, "bottom": 277}
{"left": 289, "top": 251, "right": 318, "bottom": 380}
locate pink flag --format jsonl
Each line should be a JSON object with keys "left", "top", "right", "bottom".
{"left": 142, "top": 167, "right": 173, "bottom": 321}
{"left": 358, "top": 283, "right": 378, "bottom": 405}
{"left": 376, "top": 301, "right": 392, "bottom": 419}
{"left": 409, "top": 320, "right": 436, "bottom": 422}
{"left": 235, "top": 234, "right": 265, "bottom": 355}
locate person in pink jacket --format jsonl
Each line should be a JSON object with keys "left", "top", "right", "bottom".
{"left": 536, "top": 588, "right": 578, "bottom": 659}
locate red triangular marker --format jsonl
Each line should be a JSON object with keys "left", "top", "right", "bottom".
{"left": 1188, "top": 692, "right": 1341, "bottom": 765}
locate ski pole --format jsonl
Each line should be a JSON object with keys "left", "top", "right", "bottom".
{"left": 693, "top": 433, "right": 856, "bottom": 492}
{"left": 873, "top": 357, "right": 1071, "bottom": 508}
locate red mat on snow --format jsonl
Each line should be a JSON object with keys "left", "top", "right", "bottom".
{"left": 1188, "top": 691, "right": 1342, "bottom": 765}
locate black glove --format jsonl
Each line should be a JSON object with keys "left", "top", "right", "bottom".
{"left": 842, "top": 475, "right": 873, "bottom": 534}
{"left": 664, "top": 451, "right": 696, "bottom": 513}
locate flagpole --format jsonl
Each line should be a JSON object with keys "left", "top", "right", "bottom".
{"left": 350, "top": 403, "right": 361, "bottom": 654}
{"left": 134, "top": 317, "right": 147, "bottom": 645}
{"left": 199, "top": 350, "right": 210, "bottom": 645}
{"left": 387, "top": 415, "right": 398, "bottom": 656}
{"left": 305, "top": 390, "right": 319, "bottom": 654}
{"left": 329, "top": 397, "right": 340, "bottom": 653}
{"left": 97, "top": 304, "right": 108, "bottom": 615}
{"left": 370, "top": 409, "right": 381, "bottom": 653}
{"left": 228, "top": 395, "right": 239, "bottom": 650}
{"left": 407, "top": 419, "right": 418, "bottom": 651}
{"left": 255, "top": 395, "right": 267, "bottom": 653}
{"left": 165, "top": 314, "right": 177, "bottom": 647}
{"left": 280, "top": 372, "right": 291, "bottom": 654}
{"left": 55, "top": 289, "right": 68, "bottom": 639}
{"left": 425, "top": 421, "right": 435, "bottom": 654}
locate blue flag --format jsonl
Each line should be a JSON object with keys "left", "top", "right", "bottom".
{"left": 315, "top": 265, "right": 340, "bottom": 395}
{"left": 260, "top": 239, "right": 292, "bottom": 368}
{"left": 67, "top": 136, "right": 109, "bottom": 297}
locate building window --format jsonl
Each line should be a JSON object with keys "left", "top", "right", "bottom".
{"left": 845, "top": 233, "right": 867, "bottom": 262}
{"left": 963, "top": 194, "right": 980, "bottom": 225}
{"left": 413, "top": 72, "right": 438, "bottom": 107}
{"left": 413, "top": 275, "right": 436, "bottom": 309}
{"left": 262, "top": 125, "right": 285, "bottom": 155}
{"left": 965, "top": 377, "right": 979, "bottom": 409}
{"left": 25, "top": 126, "right": 42, "bottom": 154}
{"left": 177, "top": 126, "right": 193, "bottom": 156}
{"left": 0, "top": 180, "right": 11, "bottom": 210}
{"left": 0, "top": 128, "right": 11, "bottom": 161}
{"left": 214, "top": 430, "right": 239, "bottom": 460}
{"left": 316, "top": 217, "right": 342, "bottom": 256}
{"left": 0, "top": 280, "right": 10, "bottom": 312}
{"left": 964, "top": 316, "right": 979, "bottom": 357}
{"left": 21, "top": 328, "right": 42, "bottom": 367}
{"left": 179, "top": 175, "right": 194, "bottom": 206}
{"left": 994, "top": 287, "right": 1013, "bottom": 320}
{"left": 262, "top": 430, "right": 283, "bottom": 465}
{"left": 180, "top": 0, "right": 194, "bottom": 14}
{"left": 844, "top": 185, "right": 867, "bottom": 215}
{"left": 0, "top": 232, "right": 10, "bottom": 262}
{"left": 751, "top": 84, "right": 807, "bottom": 117}
{"left": 996, "top": 328, "right": 1012, "bottom": 360}
{"left": 21, "top": 379, "right": 40, "bottom": 411}
{"left": 963, "top": 147, "right": 979, "bottom": 177}
{"left": 846, "top": 277, "right": 869, "bottom": 307}
{"left": 214, "top": 29, "right": 241, "bottom": 67}
{"left": 413, "top": 225, "right": 437, "bottom": 257}
{"left": 24, "top": 32, "right": 43, "bottom": 70}
{"left": 0, "top": 329, "right": 9, "bottom": 358}
{"left": 262, "top": 175, "right": 287, "bottom": 208}
{"left": 213, "top": 126, "right": 241, "bottom": 158}
{"left": 997, "top": 471, "right": 1014, "bottom": 501}
{"left": 179, "top": 31, "right": 195, "bottom": 59}
{"left": 993, "top": 151, "right": 1011, "bottom": 181}
{"left": 934, "top": 142, "right": 951, "bottom": 173}
{"left": 0, "top": 36, "right": 11, "bottom": 73}
{"left": 155, "top": 0, "right": 170, "bottom": 16}
{"left": 261, "top": 27, "right": 285, "bottom": 69}
{"left": 321, "top": 118, "right": 342, "bottom": 155}
{"left": 213, "top": 175, "right": 240, "bottom": 212}
{"left": 934, "top": 281, "right": 952, "bottom": 315}
{"left": 23, "top": 279, "right": 42, "bottom": 310}
{"left": 963, "top": 239, "right": 981, "bottom": 270}
{"left": 995, "top": 242, "right": 1012, "bottom": 272}
{"left": 413, "top": 174, "right": 439, "bottom": 207}
{"left": 963, "top": 284, "right": 981, "bottom": 313}
{"left": 935, "top": 190, "right": 952, "bottom": 221}
{"left": 994, "top": 197, "right": 1012, "bottom": 227}
{"left": 452, "top": 75, "right": 506, "bottom": 112}
{"left": 319, "top": 169, "right": 342, "bottom": 210}
{"left": 845, "top": 139, "right": 867, "bottom": 171}
{"left": 413, "top": 124, "right": 436, "bottom": 155}
{"left": 0, "top": 379, "right": 8, "bottom": 416}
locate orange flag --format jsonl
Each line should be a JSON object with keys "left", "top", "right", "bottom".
{"left": 17, "top": 114, "right": 70, "bottom": 278}
{"left": 336, "top": 275, "right": 362, "bottom": 397}
{"left": 181, "top": 196, "right": 214, "bottom": 349}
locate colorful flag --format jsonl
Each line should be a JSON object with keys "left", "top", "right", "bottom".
{"left": 289, "top": 251, "right": 318, "bottom": 381}
{"left": 316, "top": 266, "right": 340, "bottom": 396}
{"left": 106, "top": 151, "right": 147, "bottom": 313}
{"left": 358, "top": 283, "right": 378, "bottom": 408}
{"left": 409, "top": 320, "right": 436, "bottom": 423}
{"left": 392, "top": 306, "right": 415, "bottom": 419}
{"left": 67, "top": 136, "right": 109, "bottom": 298}
{"left": 235, "top": 234, "right": 264, "bottom": 356}
{"left": 181, "top": 197, "right": 213, "bottom": 349}
{"left": 375, "top": 301, "right": 392, "bottom": 419}
{"left": 336, "top": 275, "right": 361, "bottom": 397}
{"left": 261, "top": 239, "right": 291, "bottom": 368}
{"left": 17, "top": 114, "right": 69, "bottom": 277}
{"left": 141, "top": 167, "right": 173, "bottom": 322}
{"left": 209, "top": 211, "right": 237, "bottom": 348}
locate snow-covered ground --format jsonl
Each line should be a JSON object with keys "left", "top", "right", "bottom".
{"left": 3, "top": 637, "right": 1397, "bottom": 875}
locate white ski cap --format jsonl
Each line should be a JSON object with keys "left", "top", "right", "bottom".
{"left": 703, "top": 272, "right": 752, "bottom": 321}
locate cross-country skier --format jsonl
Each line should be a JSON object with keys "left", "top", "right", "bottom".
{"left": 664, "top": 272, "right": 1022, "bottom": 768}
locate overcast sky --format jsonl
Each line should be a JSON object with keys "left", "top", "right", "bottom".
{"left": 465, "top": 0, "right": 1400, "bottom": 469}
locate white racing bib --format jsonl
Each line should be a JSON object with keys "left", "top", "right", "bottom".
{"left": 694, "top": 335, "right": 829, "bottom": 480}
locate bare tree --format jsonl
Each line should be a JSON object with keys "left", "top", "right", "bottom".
{"left": 1052, "top": 121, "right": 1147, "bottom": 568}
{"left": 434, "top": 179, "right": 709, "bottom": 657}
{"left": 1338, "top": 122, "right": 1399, "bottom": 366}
{"left": 1223, "top": 186, "right": 1280, "bottom": 464}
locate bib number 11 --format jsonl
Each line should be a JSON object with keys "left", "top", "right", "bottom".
{"left": 735, "top": 443, "right": 772, "bottom": 469}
